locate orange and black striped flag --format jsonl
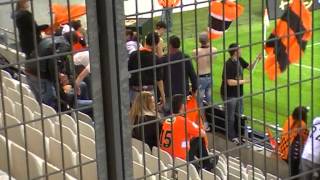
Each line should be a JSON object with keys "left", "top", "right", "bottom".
{"left": 265, "top": 0, "right": 312, "bottom": 80}
{"left": 208, "top": 0, "right": 244, "bottom": 40}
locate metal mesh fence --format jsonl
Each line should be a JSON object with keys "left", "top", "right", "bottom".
{"left": 0, "top": 0, "right": 97, "bottom": 179}
{"left": 0, "top": 0, "right": 320, "bottom": 180}
{"left": 125, "top": 0, "right": 320, "bottom": 180}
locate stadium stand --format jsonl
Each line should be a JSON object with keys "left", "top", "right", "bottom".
{"left": 0, "top": 69, "right": 97, "bottom": 179}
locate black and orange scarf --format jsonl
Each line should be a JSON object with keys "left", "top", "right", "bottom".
{"left": 278, "top": 116, "right": 308, "bottom": 160}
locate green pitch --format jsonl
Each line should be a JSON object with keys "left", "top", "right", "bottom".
{"left": 160, "top": 1, "right": 320, "bottom": 131}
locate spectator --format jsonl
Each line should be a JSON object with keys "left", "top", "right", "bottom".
{"left": 161, "top": 35, "right": 197, "bottom": 115}
{"left": 14, "top": 0, "right": 48, "bottom": 58}
{"left": 129, "top": 91, "right": 162, "bottom": 150}
{"left": 192, "top": 31, "right": 217, "bottom": 105}
{"left": 126, "top": 29, "right": 139, "bottom": 55}
{"left": 128, "top": 32, "right": 166, "bottom": 106}
{"left": 155, "top": 21, "right": 167, "bottom": 57}
{"left": 300, "top": 117, "right": 320, "bottom": 180}
{"left": 73, "top": 50, "right": 92, "bottom": 99}
{"left": 192, "top": 32, "right": 217, "bottom": 129}
{"left": 220, "top": 43, "right": 262, "bottom": 145}
{"left": 160, "top": 94, "right": 216, "bottom": 171}
{"left": 71, "top": 20, "right": 87, "bottom": 47}
{"left": 278, "top": 106, "right": 309, "bottom": 177}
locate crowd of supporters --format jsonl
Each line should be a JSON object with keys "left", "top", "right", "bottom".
{"left": 13, "top": 0, "right": 92, "bottom": 117}
{"left": 11, "top": 0, "right": 320, "bottom": 178}
{"left": 126, "top": 21, "right": 320, "bottom": 179}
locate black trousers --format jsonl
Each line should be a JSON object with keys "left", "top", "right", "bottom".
{"left": 188, "top": 137, "right": 217, "bottom": 171}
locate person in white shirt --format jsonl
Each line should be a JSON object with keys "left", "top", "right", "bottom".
{"left": 301, "top": 117, "right": 320, "bottom": 180}
{"left": 73, "top": 50, "right": 91, "bottom": 97}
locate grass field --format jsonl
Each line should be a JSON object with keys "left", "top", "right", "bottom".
{"left": 159, "top": 1, "right": 320, "bottom": 131}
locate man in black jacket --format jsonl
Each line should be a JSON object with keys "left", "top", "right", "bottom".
{"left": 161, "top": 35, "right": 197, "bottom": 115}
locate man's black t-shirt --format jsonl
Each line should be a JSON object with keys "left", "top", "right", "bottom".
{"left": 14, "top": 10, "right": 41, "bottom": 57}
{"left": 128, "top": 49, "right": 163, "bottom": 87}
{"left": 161, "top": 51, "right": 197, "bottom": 97}
{"left": 221, "top": 57, "right": 249, "bottom": 98}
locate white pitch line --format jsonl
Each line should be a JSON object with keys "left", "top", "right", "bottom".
{"left": 307, "top": 42, "right": 320, "bottom": 47}
{"left": 292, "top": 42, "right": 320, "bottom": 71}
{"left": 292, "top": 63, "right": 320, "bottom": 72}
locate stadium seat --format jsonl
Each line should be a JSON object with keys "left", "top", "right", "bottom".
{"left": 3, "top": 96, "right": 15, "bottom": 116}
{"left": 216, "top": 159, "right": 227, "bottom": 176}
{"left": 133, "top": 161, "right": 156, "bottom": 180}
{"left": 15, "top": 103, "right": 33, "bottom": 123}
{"left": 174, "top": 157, "right": 200, "bottom": 180}
{"left": 132, "top": 138, "right": 151, "bottom": 154}
{"left": 73, "top": 111, "right": 93, "bottom": 125}
{"left": 79, "top": 134, "right": 96, "bottom": 159}
{"left": 25, "top": 125, "right": 48, "bottom": 159}
{"left": 61, "top": 114, "right": 77, "bottom": 133}
{"left": 228, "top": 166, "right": 248, "bottom": 180}
{"left": 246, "top": 164, "right": 263, "bottom": 175}
{"left": 213, "top": 166, "right": 227, "bottom": 180}
{"left": 1, "top": 70, "right": 11, "bottom": 79}
{"left": 23, "top": 95, "right": 40, "bottom": 113}
{"left": 10, "top": 142, "right": 44, "bottom": 179}
{"left": 79, "top": 153, "right": 97, "bottom": 180}
{"left": 41, "top": 104, "right": 58, "bottom": 122}
{"left": 0, "top": 135, "right": 10, "bottom": 173}
{"left": 201, "top": 169, "right": 221, "bottom": 180}
{"left": 0, "top": 86, "right": 7, "bottom": 96}
{"left": 47, "top": 137, "right": 78, "bottom": 177}
{"left": 247, "top": 169, "right": 265, "bottom": 180}
{"left": 0, "top": 169, "right": 16, "bottom": 180}
{"left": 177, "top": 168, "right": 189, "bottom": 180}
{"left": 54, "top": 123, "right": 78, "bottom": 152}
{"left": 33, "top": 112, "right": 55, "bottom": 138}
{"left": 2, "top": 77, "right": 18, "bottom": 90}
{"left": 7, "top": 88, "right": 22, "bottom": 104}
{"left": 79, "top": 120, "right": 95, "bottom": 140}
{"left": 152, "top": 146, "right": 173, "bottom": 167}
{"left": 5, "top": 114, "right": 24, "bottom": 147}
{"left": 143, "top": 153, "right": 167, "bottom": 178}
{"left": 132, "top": 146, "right": 142, "bottom": 164}
{"left": 46, "top": 162, "right": 76, "bottom": 180}
{"left": 267, "top": 173, "right": 279, "bottom": 180}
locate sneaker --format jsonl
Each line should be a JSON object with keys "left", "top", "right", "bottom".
{"left": 232, "top": 138, "right": 241, "bottom": 146}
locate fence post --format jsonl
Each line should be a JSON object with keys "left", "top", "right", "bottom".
{"left": 86, "top": 0, "right": 132, "bottom": 179}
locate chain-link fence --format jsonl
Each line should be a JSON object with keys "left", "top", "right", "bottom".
{"left": 0, "top": 0, "right": 319, "bottom": 179}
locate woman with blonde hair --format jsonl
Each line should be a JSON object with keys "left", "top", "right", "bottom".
{"left": 129, "top": 91, "right": 162, "bottom": 150}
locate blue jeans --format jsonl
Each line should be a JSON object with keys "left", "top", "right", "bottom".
{"left": 161, "top": 8, "right": 173, "bottom": 32}
{"left": 26, "top": 75, "right": 57, "bottom": 109}
{"left": 198, "top": 76, "right": 212, "bottom": 105}
{"left": 224, "top": 97, "right": 243, "bottom": 140}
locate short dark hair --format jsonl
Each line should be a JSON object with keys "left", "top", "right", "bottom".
{"left": 71, "top": 20, "right": 82, "bottom": 31}
{"left": 228, "top": 43, "right": 240, "bottom": 57}
{"left": 169, "top": 35, "right": 180, "bottom": 49}
{"left": 292, "top": 106, "right": 309, "bottom": 122}
{"left": 172, "top": 94, "right": 185, "bottom": 114}
{"left": 156, "top": 21, "right": 167, "bottom": 29}
{"left": 145, "top": 32, "right": 160, "bottom": 46}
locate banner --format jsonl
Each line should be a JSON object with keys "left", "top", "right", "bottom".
{"left": 266, "top": 0, "right": 320, "bottom": 19}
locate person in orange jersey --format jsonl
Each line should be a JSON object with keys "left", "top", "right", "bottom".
{"left": 158, "top": 0, "right": 180, "bottom": 32}
{"left": 278, "top": 106, "right": 309, "bottom": 177}
{"left": 208, "top": 0, "right": 244, "bottom": 39}
{"left": 160, "top": 94, "right": 217, "bottom": 171}
{"left": 265, "top": 0, "right": 312, "bottom": 80}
